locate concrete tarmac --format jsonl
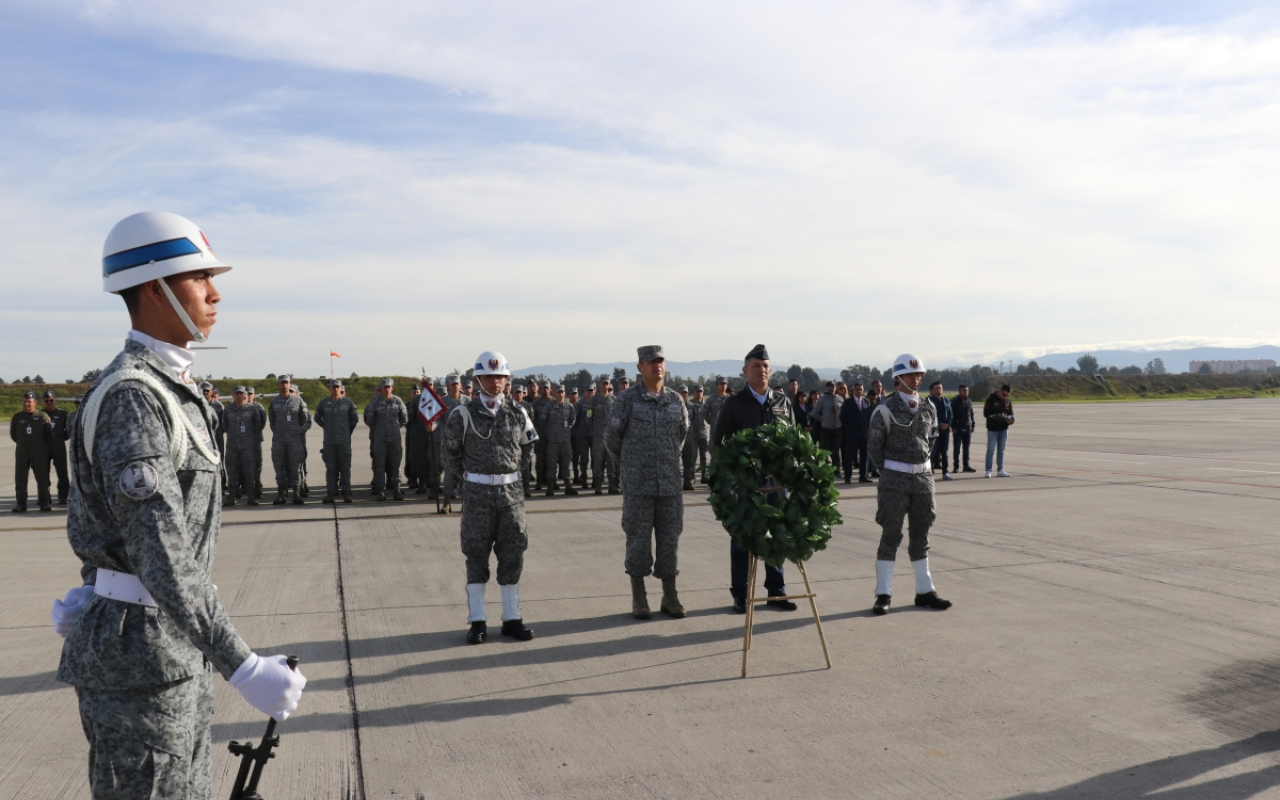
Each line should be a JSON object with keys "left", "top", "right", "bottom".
{"left": 5, "top": 399, "right": 1280, "bottom": 799}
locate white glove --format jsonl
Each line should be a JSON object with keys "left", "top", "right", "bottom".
{"left": 51, "top": 585, "right": 96, "bottom": 637}
{"left": 229, "top": 653, "right": 306, "bottom": 722}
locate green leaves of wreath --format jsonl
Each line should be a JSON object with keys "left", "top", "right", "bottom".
{"left": 707, "top": 421, "right": 842, "bottom": 567}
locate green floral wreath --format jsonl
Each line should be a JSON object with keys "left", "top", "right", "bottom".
{"left": 706, "top": 420, "right": 842, "bottom": 567}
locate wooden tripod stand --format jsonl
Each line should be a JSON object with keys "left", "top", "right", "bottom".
{"left": 741, "top": 556, "right": 832, "bottom": 678}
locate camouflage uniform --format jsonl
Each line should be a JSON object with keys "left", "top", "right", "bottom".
{"left": 364, "top": 391, "right": 408, "bottom": 494}
{"left": 432, "top": 394, "right": 465, "bottom": 496}
{"left": 46, "top": 403, "right": 73, "bottom": 503}
{"left": 538, "top": 398, "right": 577, "bottom": 490}
{"left": 406, "top": 392, "right": 431, "bottom": 491}
{"left": 515, "top": 395, "right": 535, "bottom": 493}
{"left": 571, "top": 395, "right": 592, "bottom": 483}
{"left": 10, "top": 407, "right": 53, "bottom": 510}
{"left": 223, "top": 402, "right": 259, "bottom": 499}
{"left": 681, "top": 395, "right": 709, "bottom": 484}
{"left": 605, "top": 385, "right": 688, "bottom": 578}
{"left": 589, "top": 390, "right": 618, "bottom": 490}
{"left": 315, "top": 395, "right": 359, "bottom": 495}
{"left": 209, "top": 398, "right": 226, "bottom": 492}
{"left": 530, "top": 394, "right": 550, "bottom": 489}
{"left": 867, "top": 391, "right": 938, "bottom": 563}
{"left": 703, "top": 389, "right": 728, "bottom": 460}
{"left": 443, "top": 396, "right": 535, "bottom": 585}
{"left": 247, "top": 396, "right": 266, "bottom": 496}
{"left": 268, "top": 391, "right": 311, "bottom": 491}
{"left": 58, "top": 339, "right": 252, "bottom": 800}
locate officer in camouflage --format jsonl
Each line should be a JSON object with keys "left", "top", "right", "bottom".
{"left": 200, "top": 382, "right": 226, "bottom": 494}
{"left": 512, "top": 383, "right": 535, "bottom": 497}
{"left": 405, "top": 383, "right": 423, "bottom": 490}
{"left": 677, "top": 384, "right": 697, "bottom": 491}
{"left": 866, "top": 353, "right": 953, "bottom": 616}
{"left": 52, "top": 211, "right": 303, "bottom": 799}
{"left": 268, "top": 374, "right": 311, "bottom": 506}
{"left": 223, "top": 386, "right": 260, "bottom": 505}
{"left": 539, "top": 383, "right": 578, "bottom": 496}
{"left": 689, "top": 385, "right": 711, "bottom": 484}
{"left": 443, "top": 350, "right": 538, "bottom": 645}
{"left": 365, "top": 377, "right": 409, "bottom": 501}
{"left": 605, "top": 345, "right": 689, "bottom": 619}
{"left": 530, "top": 380, "right": 551, "bottom": 490}
{"left": 315, "top": 378, "right": 359, "bottom": 503}
{"left": 10, "top": 390, "right": 53, "bottom": 513}
{"left": 590, "top": 375, "right": 619, "bottom": 495}
{"left": 703, "top": 376, "right": 729, "bottom": 457}
{"left": 572, "top": 385, "right": 594, "bottom": 486}
{"left": 43, "top": 388, "right": 72, "bottom": 504}
{"left": 246, "top": 386, "right": 266, "bottom": 499}
{"left": 433, "top": 375, "right": 466, "bottom": 500}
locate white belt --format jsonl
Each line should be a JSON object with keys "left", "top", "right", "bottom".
{"left": 884, "top": 459, "right": 930, "bottom": 474}
{"left": 95, "top": 570, "right": 158, "bottom": 608}
{"left": 465, "top": 471, "right": 522, "bottom": 486}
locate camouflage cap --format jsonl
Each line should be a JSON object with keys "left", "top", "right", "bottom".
{"left": 198, "top": 381, "right": 213, "bottom": 391}
{"left": 637, "top": 344, "right": 665, "bottom": 362}
{"left": 247, "top": 386, "right": 256, "bottom": 394}
{"left": 234, "top": 386, "right": 247, "bottom": 394}
{"left": 716, "top": 376, "right": 728, "bottom": 384}
{"left": 328, "top": 379, "right": 343, "bottom": 388}
{"left": 512, "top": 384, "right": 525, "bottom": 393}
{"left": 692, "top": 385, "right": 704, "bottom": 392}
{"left": 379, "top": 378, "right": 394, "bottom": 388}
{"left": 552, "top": 383, "right": 564, "bottom": 392}
{"left": 278, "top": 374, "right": 291, "bottom": 383}
{"left": 22, "top": 390, "right": 35, "bottom": 400}
{"left": 446, "top": 374, "right": 461, "bottom": 385}
{"left": 677, "top": 384, "right": 688, "bottom": 393}
{"left": 568, "top": 387, "right": 579, "bottom": 394}
{"left": 43, "top": 388, "right": 56, "bottom": 399}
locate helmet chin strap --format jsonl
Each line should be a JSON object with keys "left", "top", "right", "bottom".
{"left": 158, "top": 277, "right": 207, "bottom": 344}
{"left": 478, "top": 382, "right": 504, "bottom": 399}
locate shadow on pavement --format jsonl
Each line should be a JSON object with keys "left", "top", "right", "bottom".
{"left": 1000, "top": 731, "right": 1280, "bottom": 800}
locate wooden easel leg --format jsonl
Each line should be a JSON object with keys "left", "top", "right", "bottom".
{"left": 796, "top": 560, "right": 832, "bottom": 669}
{"left": 741, "top": 556, "right": 759, "bottom": 678}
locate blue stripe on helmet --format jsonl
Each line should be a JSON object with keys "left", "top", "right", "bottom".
{"left": 893, "top": 362, "right": 907, "bottom": 372}
{"left": 102, "top": 237, "right": 201, "bottom": 277}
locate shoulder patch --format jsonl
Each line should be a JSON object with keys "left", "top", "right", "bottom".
{"left": 119, "top": 461, "right": 160, "bottom": 501}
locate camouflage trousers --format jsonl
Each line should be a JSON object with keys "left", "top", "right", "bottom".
{"left": 591, "top": 436, "right": 618, "bottom": 487}
{"left": 682, "top": 438, "right": 708, "bottom": 482}
{"left": 225, "top": 444, "right": 256, "bottom": 497}
{"left": 370, "top": 437, "right": 402, "bottom": 492}
{"left": 534, "top": 437, "right": 549, "bottom": 486}
{"left": 460, "top": 491, "right": 528, "bottom": 585}
{"left": 271, "top": 438, "right": 304, "bottom": 489}
{"left": 409, "top": 431, "right": 432, "bottom": 488}
{"left": 323, "top": 439, "right": 352, "bottom": 493}
{"left": 875, "top": 485, "right": 935, "bottom": 562}
{"left": 622, "top": 494, "right": 684, "bottom": 578}
{"left": 572, "top": 436, "right": 591, "bottom": 481}
{"left": 545, "top": 440, "right": 572, "bottom": 488}
{"left": 76, "top": 669, "right": 214, "bottom": 800}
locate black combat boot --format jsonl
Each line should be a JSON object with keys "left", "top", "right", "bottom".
{"left": 375, "top": 490, "right": 386, "bottom": 501}
{"left": 321, "top": 494, "right": 335, "bottom": 504}
{"left": 501, "top": 619, "right": 535, "bottom": 641}
{"left": 273, "top": 488, "right": 287, "bottom": 505}
{"left": 546, "top": 486, "right": 555, "bottom": 497}
{"left": 292, "top": 489, "right": 304, "bottom": 505}
{"left": 682, "top": 480, "right": 695, "bottom": 491}
{"left": 247, "top": 495, "right": 259, "bottom": 506}
{"left": 466, "top": 621, "right": 487, "bottom": 645}
{"left": 608, "top": 479, "right": 620, "bottom": 495}
{"left": 224, "top": 495, "right": 237, "bottom": 507}
{"left": 342, "top": 491, "right": 353, "bottom": 504}
{"left": 873, "top": 594, "right": 892, "bottom": 615}
{"left": 914, "top": 591, "right": 952, "bottom": 610}
{"left": 594, "top": 481, "right": 603, "bottom": 496}
{"left": 393, "top": 488, "right": 405, "bottom": 501}
{"left": 564, "top": 485, "right": 579, "bottom": 496}
{"left": 415, "top": 484, "right": 426, "bottom": 494}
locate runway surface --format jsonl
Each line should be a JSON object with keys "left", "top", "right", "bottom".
{"left": 4, "top": 398, "right": 1280, "bottom": 799}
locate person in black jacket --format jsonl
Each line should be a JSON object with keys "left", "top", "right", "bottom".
{"left": 710, "top": 344, "right": 798, "bottom": 615}
{"left": 950, "top": 385, "right": 976, "bottom": 473}
{"left": 839, "top": 381, "right": 872, "bottom": 484}
{"left": 983, "top": 384, "right": 1014, "bottom": 477}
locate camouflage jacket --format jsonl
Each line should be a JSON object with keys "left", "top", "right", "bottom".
{"left": 364, "top": 395, "right": 408, "bottom": 443}
{"left": 249, "top": 401, "right": 266, "bottom": 442}
{"left": 572, "top": 400, "right": 593, "bottom": 438}
{"left": 867, "top": 391, "right": 938, "bottom": 494}
{"left": 268, "top": 393, "right": 311, "bottom": 442}
{"left": 588, "top": 392, "right": 616, "bottom": 437}
{"left": 604, "top": 385, "right": 688, "bottom": 496}
{"left": 223, "top": 403, "right": 262, "bottom": 448}
{"left": 442, "top": 397, "right": 535, "bottom": 506}
{"left": 538, "top": 400, "right": 577, "bottom": 444}
{"left": 315, "top": 396, "right": 359, "bottom": 443}
{"left": 703, "top": 393, "right": 728, "bottom": 436}
{"left": 686, "top": 399, "right": 709, "bottom": 441}
{"left": 57, "top": 339, "right": 250, "bottom": 691}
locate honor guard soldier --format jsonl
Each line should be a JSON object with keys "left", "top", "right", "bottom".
{"left": 711, "top": 344, "right": 799, "bottom": 614}
{"left": 605, "top": 346, "right": 689, "bottom": 619}
{"left": 365, "top": 378, "right": 408, "bottom": 500}
{"left": 43, "top": 388, "right": 72, "bottom": 504}
{"left": 223, "top": 386, "right": 259, "bottom": 505}
{"left": 268, "top": 374, "right": 311, "bottom": 505}
{"left": 866, "top": 354, "right": 952, "bottom": 615}
{"left": 539, "top": 383, "right": 578, "bottom": 496}
{"left": 52, "top": 212, "right": 304, "bottom": 799}
{"left": 443, "top": 351, "right": 538, "bottom": 645}
{"left": 589, "top": 375, "right": 620, "bottom": 494}
{"left": 10, "top": 390, "right": 53, "bottom": 512}
{"left": 315, "top": 378, "right": 359, "bottom": 503}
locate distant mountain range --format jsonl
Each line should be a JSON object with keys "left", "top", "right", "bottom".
{"left": 516, "top": 347, "right": 1280, "bottom": 380}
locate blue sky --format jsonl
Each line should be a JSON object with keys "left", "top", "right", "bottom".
{"left": 2, "top": 1, "right": 1279, "bottom": 381}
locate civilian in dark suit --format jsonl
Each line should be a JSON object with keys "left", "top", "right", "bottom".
{"left": 839, "top": 381, "right": 872, "bottom": 483}
{"left": 711, "top": 343, "right": 798, "bottom": 615}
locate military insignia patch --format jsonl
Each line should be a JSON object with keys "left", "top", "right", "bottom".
{"left": 909, "top": 359, "right": 919, "bottom": 369}
{"left": 488, "top": 359, "right": 499, "bottom": 371}
{"left": 119, "top": 461, "right": 160, "bottom": 501}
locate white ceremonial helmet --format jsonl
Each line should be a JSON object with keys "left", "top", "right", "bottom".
{"left": 102, "top": 212, "right": 231, "bottom": 344}
{"left": 473, "top": 350, "right": 511, "bottom": 377}
{"left": 891, "top": 353, "right": 926, "bottom": 378}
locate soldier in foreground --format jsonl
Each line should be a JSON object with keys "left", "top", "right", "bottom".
{"left": 540, "top": 383, "right": 578, "bottom": 496}
{"left": 365, "top": 377, "right": 408, "bottom": 500}
{"left": 10, "top": 390, "right": 53, "bottom": 512}
{"left": 268, "top": 374, "right": 311, "bottom": 505}
{"left": 443, "top": 350, "right": 538, "bottom": 645}
{"left": 315, "top": 378, "right": 359, "bottom": 503}
{"left": 42, "top": 389, "right": 72, "bottom": 504}
{"left": 52, "top": 211, "right": 304, "bottom": 798}
{"left": 605, "top": 346, "right": 689, "bottom": 619}
{"left": 223, "top": 386, "right": 260, "bottom": 505}
{"left": 866, "top": 354, "right": 952, "bottom": 615}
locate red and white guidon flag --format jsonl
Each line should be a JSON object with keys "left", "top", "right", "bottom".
{"left": 418, "top": 384, "right": 447, "bottom": 426}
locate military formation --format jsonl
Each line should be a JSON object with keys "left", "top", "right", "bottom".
{"left": 31, "top": 210, "right": 955, "bottom": 799}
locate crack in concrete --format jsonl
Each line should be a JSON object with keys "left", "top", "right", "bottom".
{"left": 331, "top": 505, "right": 367, "bottom": 800}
